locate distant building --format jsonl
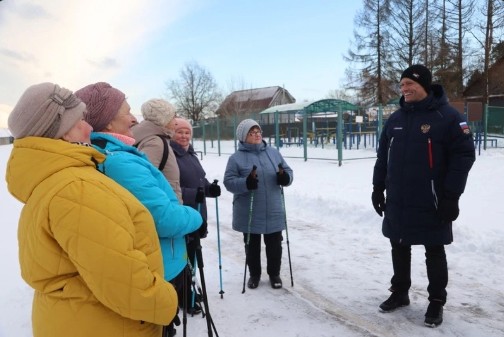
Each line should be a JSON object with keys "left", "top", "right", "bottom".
{"left": 216, "top": 86, "right": 296, "bottom": 117}
{"left": 463, "top": 56, "right": 504, "bottom": 106}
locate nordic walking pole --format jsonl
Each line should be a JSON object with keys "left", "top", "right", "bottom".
{"left": 191, "top": 189, "right": 204, "bottom": 314}
{"left": 242, "top": 165, "right": 257, "bottom": 294}
{"left": 212, "top": 179, "right": 225, "bottom": 299}
{"left": 278, "top": 164, "right": 294, "bottom": 287}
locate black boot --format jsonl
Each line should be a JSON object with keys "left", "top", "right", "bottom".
{"left": 247, "top": 275, "right": 260, "bottom": 289}
{"left": 269, "top": 275, "right": 282, "bottom": 289}
{"left": 379, "top": 292, "right": 410, "bottom": 312}
{"left": 424, "top": 300, "right": 443, "bottom": 327}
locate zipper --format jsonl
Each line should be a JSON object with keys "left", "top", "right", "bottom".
{"left": 387, "top": 137, "right": 394, "bottom": 165}
{"left": 428, "top": 137, "right": 438, "bottom": 209}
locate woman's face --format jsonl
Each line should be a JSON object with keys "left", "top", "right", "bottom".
{"left": 62, "top": 117, "right": 93, "bottom": 143}
{"left": 245, "top": 126, "right": 262, "bottom": 145}
{"left": 105, "top": 100, "right": 136, "bottom": 137}
{"left": 172, "top": 127, "right": 192, "bottom": 148}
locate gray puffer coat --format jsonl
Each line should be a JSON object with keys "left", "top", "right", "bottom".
{"left": 224, "top": 140, "right": 293, "bottom": 234}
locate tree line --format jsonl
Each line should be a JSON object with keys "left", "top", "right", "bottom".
{"left": 346, "top": 0, "right": 504, "bottom": 106}
{"left": 167, "top": 1, "right": 504, "bottom": 122}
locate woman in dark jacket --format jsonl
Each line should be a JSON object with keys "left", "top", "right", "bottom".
{"left": 168, "top": 117, "right": 221, "bottom": 313}
{"left": 372, "top": 65, "right": 475, "bottom": 327}
{"left": 224, "top": 119, "right": 293, "bottom": 290}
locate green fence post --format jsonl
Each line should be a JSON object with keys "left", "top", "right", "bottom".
{"left": 217, "top": 115, "right": 221, "bottom": 156}
{"left": 302, "top": 108, "right": 307, "bottom": 161}
{"left": 337, "top": 103, "right": 343, "bottom": 166}
{"left": 274, "top": 110, "right": 280, "bottom": 150}
{"left": 201, "top": 120, "right": 206, "bottom": 155}
{"left": 484, "top": 104, "right": 488, "bottom": 151}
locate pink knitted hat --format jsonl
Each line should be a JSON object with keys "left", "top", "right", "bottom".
{"left": 75, "top": 82, "right": 125, "bottom": 132}
{"left": 171, "top": 117, "right": 192, "bottom": 134}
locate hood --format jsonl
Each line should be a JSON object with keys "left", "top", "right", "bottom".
{"left": 238, "top": 140, "right": 267, "bottom": 153}
{"left": 6, "top": 137, "right": 105, "bottom": 203}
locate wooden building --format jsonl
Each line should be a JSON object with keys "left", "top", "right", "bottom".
{"left": 216, "top": 86, "right": 296, "bottom": 117}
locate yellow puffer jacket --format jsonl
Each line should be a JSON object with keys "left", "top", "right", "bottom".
{"left": 5, "top": 137, "right": 177, "bottom": 337}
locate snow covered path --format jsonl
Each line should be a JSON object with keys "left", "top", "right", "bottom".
{"left": 2, "top": 143, "right": 504, "bottom": 337}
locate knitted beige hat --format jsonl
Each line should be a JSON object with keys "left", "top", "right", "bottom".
{"left": 8, "top": 82, "right": 86, "bottom": 139}
{"left": 141, "top": 98, "right": 176, "bottom": 127}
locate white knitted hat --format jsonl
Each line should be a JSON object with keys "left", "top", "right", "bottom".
{"left": 141, "top": 98, "right": 176, "bottom": 127}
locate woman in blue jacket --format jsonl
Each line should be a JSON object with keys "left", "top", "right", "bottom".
{"left": 75, "top": 82, "right": 203, "bottom": 336}
{"left": 224, "top": 119, "right": 293, "bottom": 290}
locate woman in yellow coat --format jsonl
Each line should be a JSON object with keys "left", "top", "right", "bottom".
{"left": 5, "top": 82, "right": 178, "bottom": 337}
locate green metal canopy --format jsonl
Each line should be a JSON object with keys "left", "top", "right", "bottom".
{"left": 259, "top": 98, "right": 360, "bottom": 114}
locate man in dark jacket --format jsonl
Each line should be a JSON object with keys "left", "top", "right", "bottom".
{"left": 372, "top": 65, "right": 475, "bottom": 328}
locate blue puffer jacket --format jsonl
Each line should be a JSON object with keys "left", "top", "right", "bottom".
{"left": 91, "top": 133, "right": 202, "bottom": 281}
{"left": 373, "top": 85, "right": 475, "bottom": 245}
{"left": 224, "top": 140, "right": 293, "bottom": 234}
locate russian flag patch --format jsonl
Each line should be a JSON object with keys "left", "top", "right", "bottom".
{"left": 459, "top": 122, "right": 470, "bottom": 134}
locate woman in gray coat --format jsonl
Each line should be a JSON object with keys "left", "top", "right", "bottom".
{"left": 224, "top": 119, "right": 293, "bottom": 289}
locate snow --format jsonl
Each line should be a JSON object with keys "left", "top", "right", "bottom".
{"left": 1, "top": 140, "right": 504, "bottom": 337}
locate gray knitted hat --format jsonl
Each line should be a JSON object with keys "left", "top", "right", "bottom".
{"left": 236, "top": 119, "right": 261, "bottom": 142}
{"left": 8, "top": 82, "right": 86, "bottom": 139}
{"left": 141, "top": 98, "right": 176, "bottom": 127}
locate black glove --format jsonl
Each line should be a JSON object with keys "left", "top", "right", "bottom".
{"left": 195, "top": 187, "right": 205, "bottom": 204}
{"left": 276, "top": 171, "right": 290, "bottom": 186}
{"left": 438, "top": 198, "right": 459, "bottom": 222}
{"left": 187, "top": 219, "right": 207, "bottom": 240}
{"left": 371, "top": 186, "right": 386, "bottom": 217}
{"left": 172, "top": 307, "right": 181, "bottom": 326}
{"left": 198, "top": 219, "right": 208, "bottom": 238}
{"left": 209, "top": 180, "right": 221, "bottom": 197}
{"left": 246, "top": 166, "right": 258, "bottom": 190}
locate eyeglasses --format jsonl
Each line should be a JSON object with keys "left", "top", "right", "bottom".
{"left": 248, "top": 130, "right": 262, "bottom": 136}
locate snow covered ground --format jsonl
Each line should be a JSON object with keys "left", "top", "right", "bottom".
{"left": 1, "top": 139, "right": 503, "bottom": 337}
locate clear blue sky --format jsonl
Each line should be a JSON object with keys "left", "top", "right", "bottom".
{"left": 0, "top": 0, "right": 362, "bottom": 125}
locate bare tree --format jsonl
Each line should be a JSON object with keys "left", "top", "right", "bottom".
{"left": 325, "top": 89, "right": 355, "bottom": 103}
{"left": 345, "top": 0, "right": 396, "bottom": 106}
{"left": 470, "top": 0, "right": 504, "bottom": 104}
{"left": 166, "top": 61, "right": 222, "bottom": 122}
{"left": 387, "top": 0, "right": 428, "bottom": 69}
{"left": 433, "top": 0, "right": 475, "bottom": 98}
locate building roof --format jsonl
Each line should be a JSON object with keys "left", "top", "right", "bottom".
{"left": 217, "top": 86, "right": 296, "bottom": 115}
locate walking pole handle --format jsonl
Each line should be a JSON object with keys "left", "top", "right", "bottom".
{"left": 251, "top": 165, "right": 257, "bottom": 178}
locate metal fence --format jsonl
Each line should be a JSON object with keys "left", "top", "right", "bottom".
{"left": 192, "top": 103, "right": 503, "bottom": 163}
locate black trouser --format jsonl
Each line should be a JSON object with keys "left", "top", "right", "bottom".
{"left": 389, "top": 240, "right": 448, "bottom": 304}
{"left": 243, "top": 231, "right": 283, "bottom": 277}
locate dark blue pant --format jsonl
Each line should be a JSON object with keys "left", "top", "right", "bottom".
{"left": 389, "top": 240, "right": 448, "bottom": 304}
{"left": 243, "top": 231, "right": 283, "bottom": 277}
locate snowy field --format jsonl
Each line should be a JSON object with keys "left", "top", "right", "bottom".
{"left": 1, "top": 139, "right": 503, "bottom": 337}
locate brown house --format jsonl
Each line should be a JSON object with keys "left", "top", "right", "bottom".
{"left": 463, "top": 56, "right": 504, "bottom": 106}
{"left": 216, "top": 86, "right": 296, "bottom": 117}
